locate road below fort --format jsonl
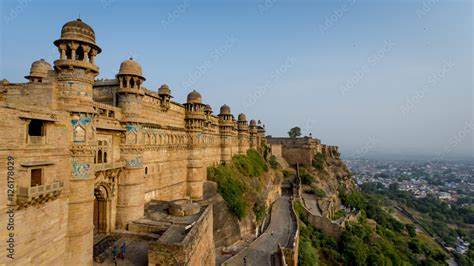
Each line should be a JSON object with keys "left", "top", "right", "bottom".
{"left": 225, "top": 194, "right": 295, "bottom": 266}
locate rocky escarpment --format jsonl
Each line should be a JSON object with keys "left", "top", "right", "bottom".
{"left": 202, "top": 149, "right": 284, "bottom": 252}
{"left": 302, "top": 154, "right": 353, "bottom": 219}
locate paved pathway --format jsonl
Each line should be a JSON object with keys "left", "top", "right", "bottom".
{"left": 225, "top": 195, "right": 295, "bottom": 266}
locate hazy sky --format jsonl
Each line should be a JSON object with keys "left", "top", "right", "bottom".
{"left": 1, "top": 0, "right": 472, "bottom": 159}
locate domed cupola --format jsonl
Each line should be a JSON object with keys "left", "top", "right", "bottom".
{"left": 53, "top": 19, "right": 101, "bottom": 74}
{"left": 116, "top": 58, "right": 145, "bottom": 91}
{"left": 158, "top": 84, "right": 172, "bottom": 111}
{"left": 25, "top": 59, "right": 52, "bottom": 82}
{"left": 237, "top": 113, "right": 248, "bottom": 130}
{"left": 187, "top": 90, "right": 202, "bottom": 104}
{"left": 184, "top": 90, "right": 206, "bottom": 131}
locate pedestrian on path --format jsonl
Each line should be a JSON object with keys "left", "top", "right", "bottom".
{"left": 120, "top": 242, "right": 127, "bottom": 260}
{"left": 112, "top": 246, "right": 118, "bottom": 263}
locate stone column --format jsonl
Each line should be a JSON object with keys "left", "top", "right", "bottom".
{"left": 187, "top": 134, "right": 204, "bottom": 200}
{"left": 66, "top": 114, "right": 96, "bottom": 266}
{"left": 116, "top": 145, "right": 145, "bottom": 229}
{"left": 69, "top": 42, "right": 79, "bottom": 61}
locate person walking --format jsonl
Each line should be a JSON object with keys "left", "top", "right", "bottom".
{"left": 120, "top": 242, "right": 127, "bottom": 260}
{"left": 112, "top": 246, "right": 119, "bottom": 263}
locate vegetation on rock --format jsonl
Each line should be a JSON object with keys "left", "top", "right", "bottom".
{"left": 207, "top": 149, "right": 279, "bottom": 223}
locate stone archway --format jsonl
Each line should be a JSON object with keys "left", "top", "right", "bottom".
{"left": 94, "top": 184, "right": 111, "bottom": 234}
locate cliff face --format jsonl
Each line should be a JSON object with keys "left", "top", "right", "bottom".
{"left": 305, "top": 155, "right": 353, "bottom": 219}
{"left": 203, "top": 150, "right": 283, "bottom": 251}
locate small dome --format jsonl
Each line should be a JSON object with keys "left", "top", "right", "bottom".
{"left": 220, "top": 104, "right": 231, "bottom": 115}
{"left": 249, "top": 120, "right": 257, "bottom": 126}
{"left": 187, "top": 90, "right": 202, "bottom": 104}
{"left": 204, "top": 104, "right": 212, "bottom": 112}
{"left": 25, "top": 59, "right": 51, "bottom": 79}
{"left": 118, "top": 58, "right": 145, "bottom": 80}
{"left": 158, "top": 84, "right": 171, "bottom": 95}
{"left": 54, "top": 19, "right": 101, "bottom": 52}
{"left": 238, "top": 113, "right": 247, "bottom": 121}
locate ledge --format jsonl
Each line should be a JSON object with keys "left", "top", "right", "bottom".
{"left": 17, "top": 181, "right": 65, "bottom": 208}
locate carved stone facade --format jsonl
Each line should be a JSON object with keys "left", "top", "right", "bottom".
{"left": 0, "top": 19, "right": 265, "bottom": 265}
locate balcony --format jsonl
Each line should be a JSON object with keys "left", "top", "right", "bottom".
{"left": 17, "top": 181, "right": 64, "bottom": 208}
{"left": 93, "top": 161, "right": 126, "bottom": 172}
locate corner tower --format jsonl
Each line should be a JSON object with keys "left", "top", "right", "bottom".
{"left": 54, "top": 18, "right": 101, "bottom": 112}
{"left": 53, "top": 19, "right": 101, "bottom": 265}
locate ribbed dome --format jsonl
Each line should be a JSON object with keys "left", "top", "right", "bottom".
{"left": 238, "top": 113, "right": 247, "bottom": 121}
{"left": 249, "top": 120, "right": 257, "bottom": 126}
{"left": 187, "top": 90, "right": 202, "bottom": 104}
{"left": 54, "top": 19, "right": 101, "bottom": 52}
{"left": 25, "top": 59, "right": 51, "bottom": 79}
{"left": 220, "top": 104, "right": 231, "bottom": 115}
{"left": 118, "top": 58, "right": 145, "bottom": 80}
{"left": 158, "top": 84, "right": 171, "bottom": 95}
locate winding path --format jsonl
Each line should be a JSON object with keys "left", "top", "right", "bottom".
{"left": 225, "top": 195, "right": 295, "bottom": 266}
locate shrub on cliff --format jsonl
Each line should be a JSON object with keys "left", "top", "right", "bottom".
{"left": 207, "top": 165, "right": 247, "bottom": 219}
{"left": 313, "top": 152, "right": 326, "bottom": 170}
{"left": 233, "top": 149, "right": 268, "bottom": 177}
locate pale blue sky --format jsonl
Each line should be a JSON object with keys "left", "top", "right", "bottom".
{"left": 1, "top": 0, "right": 472, "bottom": 159}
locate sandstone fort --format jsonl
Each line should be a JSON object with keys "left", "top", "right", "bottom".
{"left": 0, "top": 19, "right": 345, "bottom": 265}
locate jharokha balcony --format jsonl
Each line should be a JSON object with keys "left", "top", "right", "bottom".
{"left": 17, "top": 181, "right": 65, "bottom": 208}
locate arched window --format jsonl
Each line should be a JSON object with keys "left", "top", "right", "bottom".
{"left": 130, "top": 78, "right": 135, "bottom": 88}
{"left": 76, "top": 45, "right": 84, "bottom": 61}
{"left": 103, "top": 152, "right": 107, "bottom": 163}
{"left": 145, "top": 167, "right": 148, "bottom": 175}
{"left": 97, "top": 150, "right": 103, "bottom": 163}
{"left": 122, "top": 79, "right": 127, "bottom": 88}
{"left": 66, "top": 47, "right": 72, "bottom": 60}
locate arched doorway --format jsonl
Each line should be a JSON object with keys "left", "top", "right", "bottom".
{"left": 94, "top": 185, "right": 110, "bottom": 234}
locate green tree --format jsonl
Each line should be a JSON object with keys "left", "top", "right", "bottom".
{"left": 288, "top": 127, "right": 302, "bottom": 138}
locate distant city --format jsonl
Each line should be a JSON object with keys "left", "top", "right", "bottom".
{"left": 346, "top": 159, "right": 474, "bottom": 204}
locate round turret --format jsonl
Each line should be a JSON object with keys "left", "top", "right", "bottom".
{"left": 219, "top": 104, "right": 231, "bottom": 115}
{"left": 54, "top": 18, "right": 101, "bottom": 53}
{"left": 238, "top": 113, "right": 247, "bottom": 122}
{"left": 187, "top": 90, "right": 202, "bottom": 104}
{"left": 249, "top": 119, "right": 257, "bottom": 126}
{"left": 118, "top": 58, "right": 145, "bottom": 80}
{"left": 158, "top": 84, "right": 171, "bottom": 95}
{"left": 25, "top": 59, "right": 51, "bottom": 79}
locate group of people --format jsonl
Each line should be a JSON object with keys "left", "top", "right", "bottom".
{"left": 112, "top": 243, "right": 127, "bottom": 264}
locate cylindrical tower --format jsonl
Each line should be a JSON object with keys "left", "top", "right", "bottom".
{"left": 219, "top": 104, "right": 234, "bottom": 163}
{"left": 249, "top": 119, "right": 258, "bottom": 149}
{"left": 184, "top": 90, "right": 206, "bottom": 200}
{"left": 237, "top": 113, "right": 249, "bottom": 154}
{"left": 115, "top": 59, "right": 146, "bottom": 228}
{"left": 53, "top": 19, "right": 101, "bottom": 266}
{"left": 116, "top": 58, "right": 146, "bottom": 122}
